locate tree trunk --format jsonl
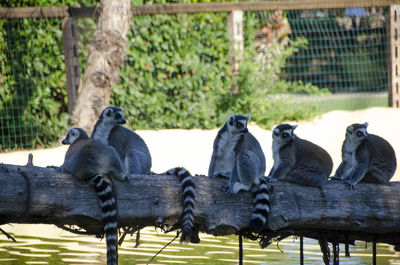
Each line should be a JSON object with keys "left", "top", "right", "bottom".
{"left": 69, "top": 0, "right": 131, "bottom": 134}
{"left": 1, "top": 163, "right": 400, "bottom": 248}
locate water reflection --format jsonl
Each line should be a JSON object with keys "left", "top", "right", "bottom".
{"left": 0, "top": 224, "right": 399, "bottom": 264}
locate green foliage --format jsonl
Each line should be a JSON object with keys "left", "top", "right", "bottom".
{"left": 0, "top": 17, "right": 68, "bottom": 149}
{"left": 111, "top": 12, "right": 231, "bottom": 129}
{"left": 285, "top": 11, "right": 388, "bottom": 93}
{"left": 339, "top": 49, "right": 387, "bottom": 92}
{"left": 1, "top": 0, "right": 323, "bottom": 149}
{"left": 222, "top": 37, "right": 324, "bottom": 129}
{"left": 0, "top": 0, "right": 99, "bottom": 149}
{"left": 111, "top": 11, "right": 322, "bottom": 130}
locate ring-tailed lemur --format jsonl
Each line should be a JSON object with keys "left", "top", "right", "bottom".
{"left": 267, "top": 124, "right": 333, "bottom": 187}
{"left": 91, "top": 106, "right": 152, "bottom": 175}
{"left": 250, "top": 177, "right": 270, "bottom": 232}
{"left": 91, "top": 107, "right": 199, "bottom": 242}
{"left": 60, "top": 128, "right": 125, "bottom": 265}
{"left": 208, "top": 114, "right": 269, "bottom": 232}
{"left": 332, "top": 122, "right": 397, "bottom": 190}
{"left": 164, "top": 167, "right": 196, "bottom": 243}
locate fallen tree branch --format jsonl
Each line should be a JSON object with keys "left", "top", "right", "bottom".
{"left": 1, "top": 163, "right": 400, "bottom": 248}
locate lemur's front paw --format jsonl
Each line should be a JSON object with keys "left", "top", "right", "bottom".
{"left": 225, "top": 190, "right": 234, "bottom": 196}
{"left": 88, "top": 178, "right": 96, "bottom": 187}
{"left": 226, "top": 182, "right": 249, "bottom": 196}
{"left": 225, "top": 185, "right": 236, "bottom": 197}
{"left": 345, "top": 180, "right": 355, "bottom": 190}
{"left": 330, "top": 175, "right": 342, "bottom": 181}
{"left": 214, "top": 171, "right": 229, "bottom": 179}
{"left": 265, "top": 177, "right": 277, "bottom": 183}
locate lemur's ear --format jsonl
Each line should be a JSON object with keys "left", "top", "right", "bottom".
{"left": 105, "top": 108, "right": 113, "bottom": 117}
{"left": 228, "top": 115, "right": 235, "bottom": 126}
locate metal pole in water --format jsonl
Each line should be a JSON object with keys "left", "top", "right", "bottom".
{"left": 239, "top": 233, "right": 243, "bottom": 265}
{"left": 373, "top": 241, "right": 377, "bottom": 265}
{"left": 333, "top": 242, "right": 339, "bottom": 265}
{"left": 345, "top": 232, "right": 350, "bottom": 257}
{"left": 300, "top": 236, "right": 304, "bottom": 265}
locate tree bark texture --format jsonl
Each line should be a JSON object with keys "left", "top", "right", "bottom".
{"left": 1, "top": 163, "right": 400, "bottom": 247}
{"left": 69, "top": 0, "right": 131, "bottom": 134}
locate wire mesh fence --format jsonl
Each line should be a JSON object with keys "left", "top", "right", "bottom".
{"left": 284, "top": 7, "right": 388, "bottom": 93}
{"left": 0, "top": 4, "right": 394, "bottom": 150}
{"left": 0, "top": 17, "right": 68, "bottom": 150}
{"left": 252, "top": 7, "right": 390, "bottom": 113}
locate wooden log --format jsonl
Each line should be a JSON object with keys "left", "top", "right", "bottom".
{"left": 1, "top": 163, "right": 400, "bottom": 247}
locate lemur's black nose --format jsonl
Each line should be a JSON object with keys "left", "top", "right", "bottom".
{"left": 115, "top": 113, "right": 126, "bottom": 124}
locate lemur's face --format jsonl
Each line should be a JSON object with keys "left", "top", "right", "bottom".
{"left": 101, "top": 107, "right": 126, "bottom": 125}
{"left": 272, "top": 124, "right": 297, "bottom": 146}
{"left": 62, "top": 128, "right": 85, "bottom": 145}
{"left": 227, "top": 114, "right": 249, "bottom": 134}
{"left": 346, "top": 123, "right": 368, "bottom": 144}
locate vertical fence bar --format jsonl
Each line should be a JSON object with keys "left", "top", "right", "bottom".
{"left": 62, "top": 17, "right": 81, "bottom": 116}
{"left": 227, "top": 10, "right": 243, "bottom": 74}
{"left": 389, "top": 5, "right": 400, "bottom": 107}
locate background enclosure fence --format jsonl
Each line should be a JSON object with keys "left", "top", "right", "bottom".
{"left": 0, "top": 1, "right": 399, "bottom": 150}
{"left": 284, "top": 8, "right": 388, "bottom": 94}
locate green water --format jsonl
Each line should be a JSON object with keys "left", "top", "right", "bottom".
{"left": 0, "top": 225, "right": 399, "bottom": 265}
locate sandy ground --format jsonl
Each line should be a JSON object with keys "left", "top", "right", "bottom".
{"left": 1, "top": 106, "right": 400, "bottom": 181}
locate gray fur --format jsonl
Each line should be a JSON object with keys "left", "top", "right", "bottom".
{"left": 208, "top": 114, "right": 266, "bottom": 195}
{"left": 60, "top": 128, "right": 126, "bottom": 181}
{"left": 332, "top": 122, "right": 397, "bottom": 189}
{"left": 164, "top": 167, "right": 197, "bottom": 243}
{"left": 60, "top": 127, "right": 124, "bottom": 265}
{"left": 209, "top": 114, "right": 268, "bottom": 232}
{"left": 91, "top": 107, "right": 152, "bottom": 175}
{"left": 268, "top": 124, "right": 333, "bottom": 187}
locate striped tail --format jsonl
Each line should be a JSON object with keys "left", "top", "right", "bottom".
{"left": 250, "top": 178, "right": 270, "bottom": 233}
{"left": 89, "top": 175, "right": 118, "bottom": 265}
{"left": 165, "top": 167, "right": 195, "bottom": 243}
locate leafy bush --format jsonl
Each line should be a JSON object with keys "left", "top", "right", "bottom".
{"left": 339, "top": 49, "right": 387, "bottom": 92}
{"left": 112, "top": 11, "right": 231, "bottom": 129}
{"left": 0, "top": 17, "right": 69, "bottom": 149}
{"left": 1, "top": 0, "right": 324, "bottom": 150}
{"left": 222, "top": 37, "right": 326, "bottom": 129}
{"left": 0, "top": 0, "right": 98, "bottom": 150}
{"left": 111, "top": 9, "right": 323, "bottom": 130}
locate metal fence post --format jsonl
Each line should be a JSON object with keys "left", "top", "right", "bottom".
{"left": 389, "top": 5, "right": 400, "bottom": 107}
{"left": 62, "top": 17, "right": 81, "bottom": 116}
